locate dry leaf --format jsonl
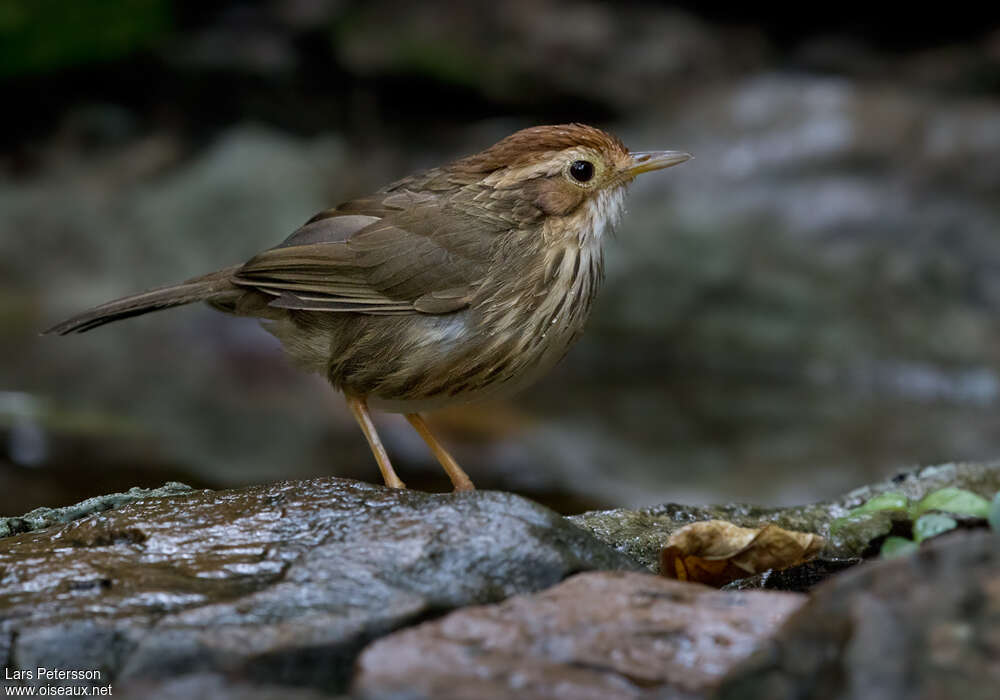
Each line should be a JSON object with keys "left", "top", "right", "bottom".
{"left": 660, "top": 520, "right": 825, "bottom": 587}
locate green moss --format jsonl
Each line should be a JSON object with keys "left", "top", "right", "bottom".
{"left": 914, "top": 487, "right": 990, "bottom": 518}
{"left": 880, "top": 535, "right": 920, "bottom": 558}
{"left": 832, "top": 484, "right": 995, "bottom": 557}
{"left": 913, "top": 513, "right": 958, "bottom": 543}
{"left": 0, "top": 0, "right": 171, "bottom": 77}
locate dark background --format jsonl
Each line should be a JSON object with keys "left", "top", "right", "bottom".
{"left": 3, "top": 0, "right": 1000, "bottom": 514}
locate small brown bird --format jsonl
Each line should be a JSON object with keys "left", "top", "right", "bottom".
{"left": 46, "top": 124, "right": 690, "bottom": 491}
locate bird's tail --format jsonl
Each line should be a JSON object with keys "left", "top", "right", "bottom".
{"left": 43, "top": 266, "right": 242, "bottom": 335}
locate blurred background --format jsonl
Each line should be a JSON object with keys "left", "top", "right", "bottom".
{"left": 3, "top": 0, "right": 1000, "bottom": 515}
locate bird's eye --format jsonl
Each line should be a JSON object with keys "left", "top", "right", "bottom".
{"left": 569, "top": 160, "right": 595, "bottom": 183}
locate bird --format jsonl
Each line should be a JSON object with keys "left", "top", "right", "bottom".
{"left": 45, "top": 123, "right": 690, "bottom": 492}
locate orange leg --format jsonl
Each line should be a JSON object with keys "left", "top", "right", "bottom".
{"left": 405, "top": 413, "right": 475, "bottom": 492}
{"left": 345, "top": 395, "right": 406, "bottom": 489}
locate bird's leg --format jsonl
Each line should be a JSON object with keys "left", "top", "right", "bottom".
{"left": 405, "top": 413, "right": 475, "bottom": 492}
{"left": 345, "top": 395, "right": 406, "bottom": 489}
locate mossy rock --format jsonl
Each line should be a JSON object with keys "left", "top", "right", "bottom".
{"left": 569, "top": 461, "right": 1000, "bottom": 571}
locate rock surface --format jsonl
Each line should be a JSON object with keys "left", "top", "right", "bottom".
{"left": 0, "top": 477, "right": 637, "bottom": 695}
{"left": 116, "top": 674, "right": 338, "bottom": 700}
{"left": 570, "top": 461, "right": 1000, "bottom": 571}
{"left": 3, "top": 467, "right": 995, "bottom": 698}
{"left": 0, "top": 481, "right": 193, "bottom": 538}
{"left": 716, "top": 529, "right": 1000, "bottom": 700}
{"left": 353, "top": 570, "right": 805, "bottom": 700}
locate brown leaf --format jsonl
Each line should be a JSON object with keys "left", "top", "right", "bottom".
{"left": 660, "top": 520, "right": 825, "bottom": 587}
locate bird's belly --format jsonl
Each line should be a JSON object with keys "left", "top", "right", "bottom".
{"left": 364, "top": 304, "right": 587, "bottom": 413}
{"left": 368, "top": 327, "right": 574, "bottom": 412}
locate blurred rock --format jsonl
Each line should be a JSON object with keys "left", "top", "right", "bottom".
{"left": 609, "top": 75, "right": 1000, "bottom": 360}
{"left": 716, "top": 529, "right": 1000, "bottom": 700}
{"left": 353, "top": 570, "right": 805, "bottom": 700}
{"left": 570, "top": 461, "right": 1000, "bottom": 571}
{"left": 0, "top": 477, "right": 637, "bottom": 694}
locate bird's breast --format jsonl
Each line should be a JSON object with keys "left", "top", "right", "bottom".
{"left": 462, "top": 238, "right": 604, "bottom": 392}
{"left": 368, "top": 241, "right": 603, "bottom": 412}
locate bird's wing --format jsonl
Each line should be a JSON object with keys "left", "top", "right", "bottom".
{"left": 233, "top": 187, "right": 502, "bottom": 315}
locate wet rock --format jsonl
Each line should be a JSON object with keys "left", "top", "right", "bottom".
{"left": 570, "top": 461, "right": 1000, "bottom": 571}
{"left": 716, "top": 529, "right": 1000, "bottom": 700}
{"left": 0, "top": 477, "right": 638, "bottom": 695}
{"left": 353, "top": 570, "right": 805, "bottom": 700}
{"left": 0, "top": 481, "right": 193, "bottom": 538}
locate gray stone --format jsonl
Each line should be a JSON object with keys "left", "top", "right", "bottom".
{"left": 570, "top": 461, "right": 1000, "bottom": 571}
{"left": 0, "top": 477, "right": 638, "bottom": 695}
{"left": 715, "top": 529, "right": 1000, "bottom": 700}
{"left": 353, "top": 571, "right": 805, "bottom": 700}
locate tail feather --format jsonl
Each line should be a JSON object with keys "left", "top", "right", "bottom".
{"left": 44, "top": 266, "right": 242, "bottom": 335}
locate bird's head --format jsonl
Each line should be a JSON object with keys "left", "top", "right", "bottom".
{"left": 449, "top": 123, "right": 690, "bottom": 242}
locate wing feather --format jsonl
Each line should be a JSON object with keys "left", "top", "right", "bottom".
{"left": 233, "top": 186, "right": 502, "bottom": 315}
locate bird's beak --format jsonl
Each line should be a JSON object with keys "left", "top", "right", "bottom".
{"left": 627, "top": 150, "right": 692, "bottom": 177}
